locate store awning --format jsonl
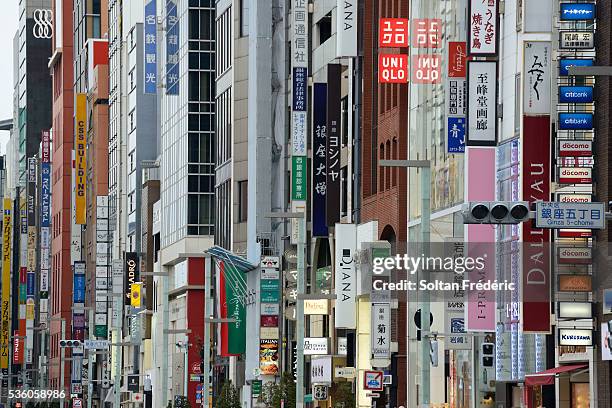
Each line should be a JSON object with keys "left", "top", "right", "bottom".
{"left": 206, "top": 246, "right": 258, "bottom": 273}
{"left": 524, "top": 364, "right": 587, "bottom": 386}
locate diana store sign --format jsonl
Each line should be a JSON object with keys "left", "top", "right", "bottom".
{"left": 558, "top": 140, "right": 592, "bottom": 157}
{"left": 558, "top": 167, "right": 592, "bottom": 184}
{"left": 559, "top": 329, "right": 593, "bottom": 346}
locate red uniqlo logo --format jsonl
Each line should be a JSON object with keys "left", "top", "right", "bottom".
{"left": 412, "top": 19, "right": 441, "bottom": 48}
{"left": 412, "top": 55, "right": 442, "bottom": 84}
{"left": 378, "top": 54, "right": 409, "bottom": 83}
{"left": 379, "top": 18, "right": 409, "bottom": 48}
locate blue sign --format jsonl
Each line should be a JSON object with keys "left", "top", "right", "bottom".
{"left": 559, "top": 59, "right": 593, "bottom": 76}
{"left": 166, "top": 0, "right": 179, "bottom": 95}
{"left": 293, "top": 67, "right": 307, "bottom": 111}
{"left": 559, "top": 86, "right": 593, "bottom": 104}
{"left": 40, "top": 163, "right": 51, "bottom": 228}
{"left": 26, "top": 272, "right": 35, "bottom": 296}
{"left": 447, "top": 117, "right": 465, "bottom": 153}
{"left": 144, "top": 0, "right": 157, "bottom": 94}
{"left": 558, "top": 113, "right": 593, "bottom": 130}
{"left": 312, "top": 83, "right": 328, "bottom": 237}
{"left": 73, "top": 274, "right": 85, "bottom": 304}
{"left": 560, "top": 3, "right": 595, "bottom": 21}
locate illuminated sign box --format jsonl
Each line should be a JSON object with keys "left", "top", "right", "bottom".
{"left": 559, "top": 59, "right": 594, "bottom": 76}
{"left": 558, "top": 86, "right": 594, "bottom": 104}
{"left": 304, "top": 338, "right": 330, "bottom": 355}
{"left": 560, "top": 3, "right": 595, "bottom": 21}
{"left": 558, "top": 113, "right": 594, "bottom": 130}
{"left": 304, "top": 299, "right": 329, "bottom": 315}
{"left": 557, "top": 194, "right": 592, "bottom": 203}
{"left": 558, "top": 139, "right": 593, "bottom": 157}
{"left": 559, "top": 274, "right": 592, "bottom": 292}
{"left": 558, "top": 247, "right": 593, "bottom": 264}
{"left": 558, "top": 302, "right": 592, "bottom": 319}
{"left": 559, "top": 31, "right": 594, "bottom": 49}
{"left": 558, "top": 167, "right": 592, "bottom": 184}
{"left": 559, "top": 328, "right": 593, "bottom": 346}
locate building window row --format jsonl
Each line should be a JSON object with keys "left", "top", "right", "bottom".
{"left": 215, "top": 88, "right": 231, "bottom": 165}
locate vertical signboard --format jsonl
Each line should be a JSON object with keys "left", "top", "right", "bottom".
{"left": 334, "top": 223, "right": 356, "bottom": 329}
{"left": 124, "top": 253, "right": 140, "bottom": 306}
{"left": 523, "top": 42, "right": 551, "bottom": 115}
{"left": 75, "top": 93, "right": 87, "bottom": 224}
{"left": 40, "top": 131, "right": 51, "bottom": 322}
{"left": 468, "top": 0, "right": 498, "bottom": 55}
{"left": 312, "top": 83, "right": 328, "bottom": 237}
{"left": 166, "top": 0, "right": 179, "bottom": 95}
{"left": 447, "top": 42, "right": 467, "bottom": 153}
{"left": 326, "top": 64, "right": 341, "bottom": 226}
{"left": 522, "top": 116, "right": 551, "bottom": 333}
{"left": 336, "top": 0, "right": 357, "bottom": 57}
{"left": 292, "top": 67, "right": 307, "bottom": 156}
{"left": 291, "top": 156, "right": 307, "bottom": 201}
{"left": 216, "top": 260, "right": 247, "bottom": 356}
{"left": 371, "top": 303, "right": 391, "bottom": 359}
{"left": 144, "top": 0, "right": 157, "bottom": 94}
{"left": 1, "top": 199, "right": 11, "bottom": 370}
{"left": 466, "top": 61, "right": 497, "bottom": 146}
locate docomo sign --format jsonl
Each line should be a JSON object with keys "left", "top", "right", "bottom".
{"left": 378, "top": 54, "right": 408, "bottom": 83}
{"left": 558, "top": 140, "right": 592, "bottom": 157}
{"left": 558, "top": 167, "right": 592, "bottom": 184}
{"left": 558, "top": 247, "right": 592, "bottom": 265}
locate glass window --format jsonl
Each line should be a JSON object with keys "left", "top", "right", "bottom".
{"left": 238, "top": 180, "right": 248, "bottom": 222}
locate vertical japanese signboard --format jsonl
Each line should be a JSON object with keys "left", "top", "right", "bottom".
{"left": 312, "top": 83, "right": 328, "bottom": 237}
{"left": 326, "top": 64, "right": 341, "bottom": 226}
{"left": 166, "top": 0, "right": 179, "bottom": 95}
{"left": 371, "top": 303, "right": 391, "bottom": 359}
{"left": 1, "top": 198, "right": 11, "bottom": 371}
{"left": 334, "top": 224, "right": 356, "bottom": 329}
{"left": 447, "top": 42, "right": 467, "bottom": 153}
{"left": 523, "top": 42, "right": 551, "bottom": 115}
{"left": 522, "top": 116, "right": 551, "bottom": 333}
{"left": 75, "top": 93, "right": 87, "bottom": 224}
{"left": 291, "top": 156, "right": 307, "bottom": 201}
{"left": 144, "top": 0, "right": 157, "bottom": 94}
{"left": 468, "top": 0, "right": 498, "bottom": 55}
{"left": 95, "top": 196, "right": 110, "bottom": 338}
{"left": 40, "top": 131, "right": 51, "bottom": 322}
{"left": 466, "top": 61, "right": 497, "bottom": 146}
{"left": 336, "top": 0, "right": 357, "bottom": 57}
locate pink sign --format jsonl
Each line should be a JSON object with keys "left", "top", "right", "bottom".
{"left": 465, "top": 147, "right": 496, "bottom": 332}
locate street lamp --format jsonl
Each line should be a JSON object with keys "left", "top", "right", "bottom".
{"left": 266, "top": 211, "right": 306, "bottom": 408}
{"left": 379, "top": 159, "right": 431, "bottom": 406}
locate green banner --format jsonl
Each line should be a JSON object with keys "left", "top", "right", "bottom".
{"left": 225, "top": 263, "right": 246, "bottom": 355}
{"left": 94, "top": 325, "right": 108, "bottom": 338}
{"left": 291, "top": 156, "right": 307, "bottom": 200}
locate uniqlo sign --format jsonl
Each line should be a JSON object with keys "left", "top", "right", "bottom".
{"left": 412, "top": 19, "right": 441, "bottom": 48}
{"left": 412, "top": 55, "right": 441, "bottom": 84}
{"left": 378, "top": 54, "right": 409, "bottom": 83}
{"left": 379, "top": 18, "right": 409, "bottom": 48}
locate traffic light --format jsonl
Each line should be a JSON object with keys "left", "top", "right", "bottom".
{"left": 429, "top": 339, "right": 438, "bottom": 367}
{"left": 462, "top": 201, "right": 530, "bottom": 224}
{"left": 481, "top": 342, "right": 494, "bottom": 367}
{"left": 59, "top": 339, "right": 82, "bottom": 348}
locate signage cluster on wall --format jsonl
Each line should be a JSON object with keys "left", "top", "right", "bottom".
{"left": 95, "top": 196, "right": 111, "bottom": 338}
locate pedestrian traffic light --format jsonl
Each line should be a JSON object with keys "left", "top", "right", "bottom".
{"left": 462, "top": 202, "right": 530, "bottom": 224}
{"left": 59, "top": 339, "right": 82, "bottom": 348}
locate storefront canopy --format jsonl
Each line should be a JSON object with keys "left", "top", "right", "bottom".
{"left": 524, "top": 364, "right": 587, "bottom": 386}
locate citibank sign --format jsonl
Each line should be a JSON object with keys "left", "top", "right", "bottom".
{"left": 33, "top": 9, "right": 53, "bottom": 39}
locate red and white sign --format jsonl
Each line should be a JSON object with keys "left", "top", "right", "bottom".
{"left": 378, "top": 54, "right": 408, "bottom": 83}
{"left": 379, "top": 18, "right": 409, "bottom": 48}
{"left": 448, "top": 41, "right": 467, "bottom": 77}
{"left": 133, "top": 393, "right": 144, "bottom": 402}
{"left": 558, "top": 247, "right": 592, "bottom": 265}
{"left": 522, "top": 116, "right": 551, "bottom": 334}
{"left": 412, "top": 54, "right": 441, "bottom": 84}
{"left": 412, "top": 19, "right": 441, "bottom": 48}
{"left": 469, "top": 0, "right": 498, "bottom": 55}
{"left": 192, "top": 362, "right": 202, "bottom": 374}
{"left": 557, "top": 194, "right": 591, "bottom": 203}
{"left": 72, "top": 399, "right": 83, "bottom": 408}
{"left": 558, "top": 140, "right": 592, "bottom": 157}
{"left": 364, "top": 370, "right": 384, "bottom": 391}
{"left": 559, "top": 229, "right": 592, "bottom": 238}
{"left": 558, "top": 167, "right": 592, "bottom": 184}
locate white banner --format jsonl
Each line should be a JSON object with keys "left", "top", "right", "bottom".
{"left": 336, "top": 0, "right": 357, "bottom": 57}
{"left": 467, "top": 61, "right": 497, "bottom": 145}
{"left": 311, "top": 355, "right": 332, "bottom": 384}
{"left": 334, "top": 223, "right": 357, "bottom": 329}
{"left": 469, "top": 0, "right": 498, "bottom": 55}
{"left": 523, "top": 42, "right": 551, "bottom": 115}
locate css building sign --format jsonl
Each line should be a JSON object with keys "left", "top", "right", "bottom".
{"left": 558, "top": 140, "right": 592, "bottom": 157}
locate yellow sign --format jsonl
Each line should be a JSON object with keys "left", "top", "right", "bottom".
{"left": 130, "top": 282, "right": 142, "bottom": 308}
{"left": 1, "top": 198, "right": 12, "bottom": 369}
{"left": 75, "top": 93, "right": 87, "bottom": 224}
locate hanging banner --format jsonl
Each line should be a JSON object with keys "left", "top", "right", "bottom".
{"left": 522, "top": 116, "right": 551, "bottom": 333}
{"left": 144, "top": 0, "right": 157, "bottom": 94}
{"left": 336, "top": 0, "right": 357, "bottom": 57}
{"left": 468, "top": 0, "right": 498, "bottom": 55}
{"left": 124, "top": 252, "right": 139, "bottom": 305}
{"left": 166, "top": 0, "right": 179, "bottom": 95}
{"left": 312, "top": 83, "right": 328, "bottom": 237}
{"left": 75, "top": 93, "right": 87, "bottom": 224}
{"left": 326, "top": 64, "right": 342, "bottom": 226}
{"left": 334, "top": 223, "right": 356, "bottom": 329}
{"left": 467, "top": 61, "right": 497, "bottom": 146}
{"left": 523, "top": 42, "right": 551, "bottom": 115}
{"left": 216, "top": 260, "right": 246, "bottom": 356}
{"left": 1, "top": 198, "right": 12, "bottom": 370}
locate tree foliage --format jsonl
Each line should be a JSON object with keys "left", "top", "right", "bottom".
{"left": 261, "top": 373, "right": 297, "bottom": 408}
{"left": 216, "top": 381, "right": 242, "bottom": 408}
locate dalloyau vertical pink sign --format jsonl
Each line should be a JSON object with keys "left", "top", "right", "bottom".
{"left": 465, "top": 147, "right": 496, "bottom": 332}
